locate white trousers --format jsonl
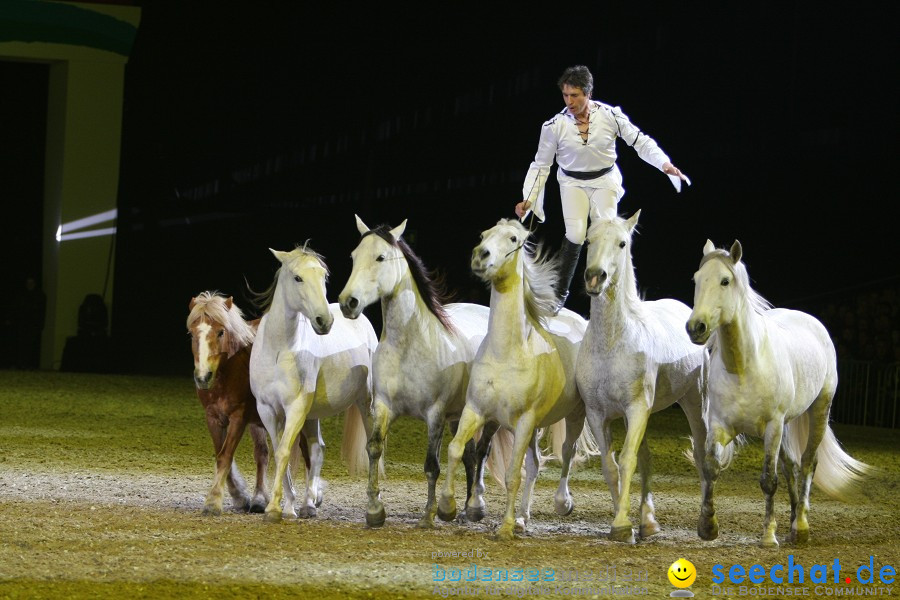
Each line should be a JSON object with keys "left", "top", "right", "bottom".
{"left": 560, "top": 186, "right": 619, "bottom": 244}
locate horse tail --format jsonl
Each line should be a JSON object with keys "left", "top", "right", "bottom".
{"left": 341, "top": 403, "right": 370, "bottom": 478}
{"left": 484, "top": 427, "right": 514, "bottom": 489}
{"left": 784, "top": 414, "right": 871, "bottom": 501}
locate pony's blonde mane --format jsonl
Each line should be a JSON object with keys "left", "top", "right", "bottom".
{"left": 496, "top": 219, "right": 558, "bottom": 323}
{"left": 249, "top": 242, "right": 330, "bottom": 314}
{"left": 186, "top": 291, "right": 256, "bottom": 354}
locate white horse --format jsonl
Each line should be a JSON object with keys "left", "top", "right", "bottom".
{"left": 338, "top": 216, "right": 500, "bottom": 528}
{"left": 576, "top": 210, "right": 716, "bottom": 544}
{"left": 250, "top": 244, "right": 377, "bottom": 521}
{"left": 437, "top": 218, "right": 592, "bottom": 541}
{"left": 686, "top": 239, "right": 870, "bottom": 547}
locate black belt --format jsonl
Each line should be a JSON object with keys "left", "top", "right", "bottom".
{"left": 560, "top": 165, "right": 614, "bottom": 180}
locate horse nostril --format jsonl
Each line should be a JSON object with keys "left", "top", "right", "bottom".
{"left": 315, "top": 316, "right": 325, "bottom": 328}
{"left": 598, "top": 270, "right": 607, "bottom": 281}
{"left": 348, "top": 297, "right": 359, "bottom": 309}
{"left": 480, "top": 249, "right": 490, "bottom": 260}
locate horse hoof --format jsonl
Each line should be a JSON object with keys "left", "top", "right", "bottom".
{"left": 494, "top": 526, "right": 515, "bottom": 542}
{"left": 264, "top": 510, "right": 282, "bottom": 523}
{"left": 790, "top": 528, "right": 809, "bottom": 545}
{"left": 202, "top": 505, "right": 223, "bottom": 517}
{"left": 416, "top": 518, "right": 436, "bottom": 530}
{"left": 514, "top": 517, "right": 527, "bottom": 534}
{"left": 698, "top": 516, "right": 719, "bottom": 541}
{"left": 554, "top": 497, "right": 575, "bottom": 517}
{"left": 366, "top": 507, "right": 387, "bottom": 528}
{"left": 298, "top": 506, "right": 316, "bottom": 519}
{"left": 249, "top": 501, "right": 266, "bottom": 514}
{"left": 608, "top": 525, "right": 635, "bottom": 544}
{"left": 761, "top": 537, "right": 780, "bottom": 549}
{"left": 640, "top": 522, "right": 661, "bottom": 539}
{"left": 437, "top": 497, "right": 457, "bottom": 522}
{"left": 466, "top": 505, "right": 486, "bottom": 522}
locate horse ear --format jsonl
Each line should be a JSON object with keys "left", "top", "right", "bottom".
{"left": 269, "top": 248, "right": 288, "bottom": 264}
{"left": 702, "top": 239, "right": 716, "bottom": 255}
{"left": 625, "top": 209, "right": 641, "bottom": 233}
{"left": 225, "top": 296, "right": 233, "bottom": 310}
{"left": 354, "top": 214, "right": 370, "bottom": 236}
{"left": 730, "top": 240, "right": 743, "bottom": 264}
{"left": 389, "top": 219, "right": 408, "bottom": 240}
{"left": 189, "top": 297, "right": 197, "bottom": 310}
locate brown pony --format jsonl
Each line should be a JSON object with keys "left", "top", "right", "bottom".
{"left": 187, "top": 291, "right": 308, "bottom": 515}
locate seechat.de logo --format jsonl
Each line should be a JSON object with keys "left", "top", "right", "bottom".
{"left": 711, "top": 555, "right": 895, "bottom": 586}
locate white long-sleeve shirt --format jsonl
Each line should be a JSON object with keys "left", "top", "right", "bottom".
{"left": 522, "top": 100, "right": 672, "bottom": 222}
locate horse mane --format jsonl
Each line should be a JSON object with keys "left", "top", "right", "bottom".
{"left": 186, "top": 290, "right": 256, "bottom": 354}
{"left": 499, "top": 219, "right": 559, "bottom": 324}
{"left": 247, "top": 242, "right": 329, "bottom": 315}
{"left": 362, "top": 225, "right": 455, "bottom": 332}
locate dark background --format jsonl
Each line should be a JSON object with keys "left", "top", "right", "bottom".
{"left": 1, "top": 2, "right": 897, "bottom": 374}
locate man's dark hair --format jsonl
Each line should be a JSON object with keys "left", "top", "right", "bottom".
{"left": 557, "top": 65, "right": 593, "bottom": 97}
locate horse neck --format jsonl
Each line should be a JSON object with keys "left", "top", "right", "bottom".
{"left": 485, "top": 259, "right": 529, "bottom": 354}
{"left": 380, "top": 266, "right": 437, "bottom": 345}
{"left": 715, "top": 300, "right": 765, "bottom": 375}
{"left": 588, "top": 256, "right": 641, "bottom": 342}
{"left": 264, "top": 285, "right": 307, "bottom": 348}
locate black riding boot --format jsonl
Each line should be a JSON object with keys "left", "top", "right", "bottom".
{"left": 555, "top": 239, "right": 583, "bottom": 313}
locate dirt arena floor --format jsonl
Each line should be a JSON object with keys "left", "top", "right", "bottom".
{"left": 0, "top": 370, "right": 897, "bottom": 599}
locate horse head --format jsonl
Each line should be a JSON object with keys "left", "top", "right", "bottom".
{"left": 339, "top": 215, "right": 407, "bottom": 319}
{"left": 471, "top": 219, "right": 528, "bottom": 283}
{"left": 584, "top": 210, "right": 640, "bottom": 296}
{"left": 271, "top": 246, "right": 334, "bottom": 335}
{"left": 188, "top": 293, "right": 234, "bottom": 389}
{"left": 686, "top": 239, "right": 743, "bottom": 344}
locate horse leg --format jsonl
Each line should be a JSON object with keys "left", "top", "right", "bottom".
{"left": 515, "top": 431, "right": 540, "bottom": 533}
{"left": 419, "top": 414, "right": 447, "bottom": 529}
{"left": 249, "top": 424, "right": 270, "bottom": 512}
{"left": 264, "top": 396, "right": 311, "bottom": 522}
{"left": 554, "top": 413, "right": 584, "bottom": 516}
{"left": 760, "top": 419, "right": 785, "bottom": 547}
{"left": 220, "top": 416, "right": 251, "bottom": 512}
{"left": 495, "top": 415, "right": 536, "bottom": 541}
{"left": 456, "top": 421, "right": 477, "bottom": 522}
{"left": 636, "top": 436, "right": 660, "bottom": 538}
{"left": 202, "top": 416, "right": 229, "bottom": 516}
{"left": 585, "top": 409, "right": 618, "bottom": 509}
{"left": 299, "top": 418, "right": 325, "bottom": 518}
{"left": 699, "top": 425, "right": 733, "bottom": 541}
{"left": 365, "top": 398, "right": 392, "bottom": 527}
{"left": 438, "top": 406, "right": 484, "bottom": 522}
{"left": 466, "top": 420, "right": 500, "bottom": 522}
{"left": 608, "top": 399, "right": 651, "bottom": 544}
{"left": 679, "top": 390, "right": 717, "bottom": 541}
{"left": 780, "top": 443, "right": 800, "bottom": 541}
{"left": 793, "top": 392, "right": 832, "bottom": 545}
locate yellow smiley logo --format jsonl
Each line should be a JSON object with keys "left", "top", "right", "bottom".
{"left": 668, "top": 559, "right": 697, "bottom": 588}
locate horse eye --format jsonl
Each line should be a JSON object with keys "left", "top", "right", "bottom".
{"left": 510, "top": 236, "right": 517, "bottom": 243}
{"left": 619, "top": 241, "right": 626, "bottom": 248}
{"left": 294, "top": 275, "right": 303, "bottom": 283}
{"left": 217, "top": 330, "right": 224, "bottom": 338}
{"left": 376, "top": 255, "right": 385, "bottom": 262}
{"left": 721, "top": 278, "right": 730, "bottom": 286}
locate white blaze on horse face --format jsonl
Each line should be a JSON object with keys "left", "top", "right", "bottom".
{"left": 192, "top": 321, "right": 214, "bottom": 387}
{"left": 281, "top": 255, "right": 333, "bottom": 334}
